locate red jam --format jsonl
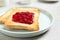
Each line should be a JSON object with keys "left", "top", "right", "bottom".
{"left": 12, "top": 12, "right": 34, "bottom": 24}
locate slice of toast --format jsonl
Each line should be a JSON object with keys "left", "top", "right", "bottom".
{"left": 0, "top": 9, "right": 14, "bottom": 24}
{"left": 5, "top": 8, "right": 40, "bottom": 31}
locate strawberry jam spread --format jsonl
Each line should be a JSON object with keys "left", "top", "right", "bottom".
{"left": 12, "top": 12, "right": 34, "bottom": 24}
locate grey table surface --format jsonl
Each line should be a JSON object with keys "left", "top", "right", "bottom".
{"left": 0, "top": 0, "right": 60, "bottom": 40}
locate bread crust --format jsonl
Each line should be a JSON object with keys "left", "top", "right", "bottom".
{"left": 0, "top": 9, "right": 14, "bottom": 24}
{"left": 5, "top": 8, "right": 40, "bottom": 31}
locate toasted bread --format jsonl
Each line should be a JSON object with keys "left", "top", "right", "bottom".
{"left": 5, "top": 8, "right": 40, "bottom": 31}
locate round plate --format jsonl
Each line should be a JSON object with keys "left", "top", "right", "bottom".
{"left": 0, "top": 8, "right": 54, "bottom": 37}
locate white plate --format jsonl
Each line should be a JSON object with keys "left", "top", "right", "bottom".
{"left": 0, "top": 8, "right": 54, "bottom": 37}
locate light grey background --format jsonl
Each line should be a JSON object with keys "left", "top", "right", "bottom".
{"left": 0, "top": 0, "right": 60, "bottom": 40}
